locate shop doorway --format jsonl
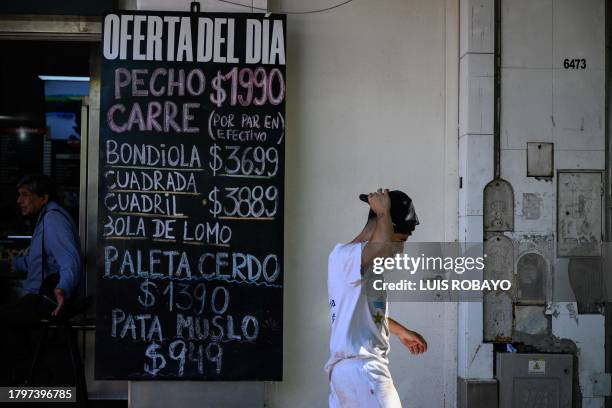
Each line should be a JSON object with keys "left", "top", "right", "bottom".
{"left": 0, "top": 37, "right": 126, "bottom": 401}
{"left": 0, "top": 40, "right": 90, "bottom": 299}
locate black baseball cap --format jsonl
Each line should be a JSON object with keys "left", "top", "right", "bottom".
{"left": 359, "top": 190, "right": 420, "bottom": 235}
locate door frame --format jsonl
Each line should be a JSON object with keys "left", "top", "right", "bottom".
{"left": 0, "top": 16, "right": 126, "bottom": 400}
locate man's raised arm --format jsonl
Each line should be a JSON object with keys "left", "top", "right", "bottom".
{"left": 361, "top": 189, "right": 394, "bottom": 267}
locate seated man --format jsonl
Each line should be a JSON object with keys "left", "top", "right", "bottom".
{"left": 0, "top": 174, "right": 82, "bottom": 384}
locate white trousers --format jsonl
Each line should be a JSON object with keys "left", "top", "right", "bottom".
{"left": 329, "top": 358, "right": 402, "bottom": 408}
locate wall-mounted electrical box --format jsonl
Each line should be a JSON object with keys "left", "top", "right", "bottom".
{"left": 457, "top": 378, "right": 498, "bottom": 408}
{"left": 496, "top": 353, "right": 573, "bottom": 408}
{"left": 527, "top": 142, "right": 554, "bottom": 177}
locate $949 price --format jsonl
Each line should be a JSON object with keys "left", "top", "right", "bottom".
{"left": 208, "top": 185, "right": 278, "bottom": 218}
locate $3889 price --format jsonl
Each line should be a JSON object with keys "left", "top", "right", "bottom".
{"left": 208, "top": 185, "right": 278, "bottom": 218}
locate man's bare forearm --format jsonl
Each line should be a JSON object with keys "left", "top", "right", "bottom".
{"left": 388, "top": 317, "right": 411, "bottom": 336}
{"left": 362, "top": 211, "right": 394, "bottom": 266}
{"left": 370, "top": 212, "right": 393, "bottom": 244}
{"left": 389, "top": 317, "right": 428, "bottom": 354}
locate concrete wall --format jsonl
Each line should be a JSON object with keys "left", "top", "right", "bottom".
{"left": 457, "top": 1, "right": 609, "bottom": 407}
{"left": 126, "top": 0, "right": 460, "bottom": 407}
{"left": 268, "top": 1, "right": 459, "bottom": 406}
{"left": 457, "top": 0, "right": 496, "bottom": 385}
{"left": 500, "top": 0, "right": 608, "bottom": 407}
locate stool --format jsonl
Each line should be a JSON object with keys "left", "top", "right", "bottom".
{"left": 26, "top": 296, "right": 93, "bottom": 408}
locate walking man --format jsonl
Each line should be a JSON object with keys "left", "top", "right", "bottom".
{"left": 325, "top": 189, "right": 427, "bottom": 407}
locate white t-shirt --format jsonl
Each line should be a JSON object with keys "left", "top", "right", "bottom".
{"left": 324, "top": 242, "right": 390, "bottom": 375}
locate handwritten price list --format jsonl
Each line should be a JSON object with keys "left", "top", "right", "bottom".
{"left": 95, "top": 11, "right": 286, "bottom": 381}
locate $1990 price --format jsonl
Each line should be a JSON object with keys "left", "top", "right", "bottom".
{"left": 210, "top": 67, "right": 285, "bottom": 107}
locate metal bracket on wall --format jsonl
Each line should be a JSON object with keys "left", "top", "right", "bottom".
{"left": 483, "top": 233, "right": 514, "bottom": 342}
{"left": 484, "top": 178, "right": 515, "bottom": 232}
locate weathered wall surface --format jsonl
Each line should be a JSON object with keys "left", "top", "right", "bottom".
{"left": 499, "top": 1, "right": 607, "bottom": 406}
{"left": 126, "top": 0, "right": 460, "bottom": 407}
{"left": 267, "top": 0, "right": 459, "bottom": 406}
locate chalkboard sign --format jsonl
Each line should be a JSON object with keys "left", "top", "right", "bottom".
{"left": 94, "top": 10, "right": 285, "bottom": 381}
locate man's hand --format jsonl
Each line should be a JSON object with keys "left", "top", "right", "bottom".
{"left": 368, "top": 188, "right": 391, "bottom": 216}
{"left": 388, "top": 318, "right": 428, "bottom": 355}
{"left": 51, "top": 287, "right": 66, "bottom": 316}
{"left": 398, "top": 329, "right": 428, "bottom": 355}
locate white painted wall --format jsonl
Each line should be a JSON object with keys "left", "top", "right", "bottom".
{"left": 457, "top": 0, "right": 495, "bottom": 383}
{"left": 125, "top": 0, "right": 460, "bottom": 406}
{"left": 266, "top": 0, "right": 459, "bottom": 407}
